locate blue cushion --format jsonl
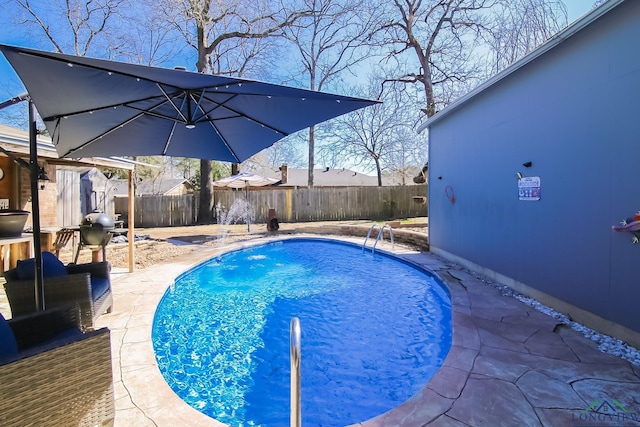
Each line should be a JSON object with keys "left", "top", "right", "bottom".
{"left": 16, "top": 252, "right": 68, "bottom": 280}
{"left": 48, "top": 327, "right": 83, "bottom": 344}
{"left": 91, "top": 278, "right": 110, "bottom": 301}
{"left": 15, "top": 258, "right": 34, "bottom": 280}
{"left": 0, "top": 313, "right": 18, "bottom": 360}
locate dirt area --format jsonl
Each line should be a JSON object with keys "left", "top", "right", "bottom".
{"left": 56, "top": 219, "right": 428, "bottom": 270}
{"left": 57, "top": 223, "right": 244, "bottom": 270}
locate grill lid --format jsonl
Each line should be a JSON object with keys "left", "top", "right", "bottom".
{"left": 81, "top": 212, "right": 115, "bottom": 229}
{"left": 79, "top": 212, "right": 114, "bottom": 245}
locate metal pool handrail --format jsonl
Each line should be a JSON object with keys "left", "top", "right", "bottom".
{"left": 373, "top": 224, "right": 394, "bottom": 253}
{"left": 362, "top": 223, "right": 380, "bottom": 252}
{"left": 290, "top": 317, "right": 301, "bottom": 427}
{"left": 363, "top": 223, "right": 395, "bottom": 254}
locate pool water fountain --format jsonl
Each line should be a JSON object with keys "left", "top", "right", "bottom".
{"left": 215, "top": 198, "right": 254, "bottom": 243}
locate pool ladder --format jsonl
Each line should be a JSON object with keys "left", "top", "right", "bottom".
{"left": 290, "top": 317, "right": 301, "bottom": 427}
{"left": 362, "top": 223, "right": 395, "bottom": 254}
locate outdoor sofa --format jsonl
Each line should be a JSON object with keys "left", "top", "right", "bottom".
{"left": 2, "top": 251, "right": 113, "bottom": 330}
{"left": 0, "top": 304, "right": 115, "bottom": 426}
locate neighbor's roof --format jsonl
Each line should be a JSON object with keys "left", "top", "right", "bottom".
{"left": 417, "top": 0, "right": 624, "bottom": 133}
{"left": 0, "top": 123, "right": 135, "bottom": 169}
{"left": 288, "top": 168, "right": 380, "bottom": 186}
{"left": 249, "top": 166, "right": 419, "bottom": 187}
{"left": 112, "top": 178, "right": 192, "bottom": 196}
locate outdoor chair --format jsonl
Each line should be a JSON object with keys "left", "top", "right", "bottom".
{"left": 53, "top": 227, "right": 76, "bottom": 256}
{"left": 0, "top": 304, "right": 115, "bottom": 426}
{"left": 2, "top": 251, "right": 113, "bottom": 330}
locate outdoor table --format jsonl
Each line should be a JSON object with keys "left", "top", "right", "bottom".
{"left": 0, "top": 234, "right": 34, "bottom": 272}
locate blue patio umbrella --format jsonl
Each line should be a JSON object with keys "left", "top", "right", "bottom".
{"left": 0, "top": 44, "right": 380, "bottom": 311}
{"left": 0, "top": 44, "right": 379, "bottom": 162}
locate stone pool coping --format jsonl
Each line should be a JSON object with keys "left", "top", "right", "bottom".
{"left": 100, "top": 233, "right": 640, "bottom": 426}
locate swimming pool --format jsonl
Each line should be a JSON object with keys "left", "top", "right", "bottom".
{"left": 152, "top": 238, "right": 452, "bottom": 427}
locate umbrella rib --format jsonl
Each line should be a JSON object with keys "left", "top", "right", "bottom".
{"left": 163, "top": 120, "right": 180, "bottom": 156}
{"left": 161, "top": 95, "right": 188, "bottom": 155}
{"left": 41, "top": 94, "right": 168, "bottom": 122}
{"left": 199, "top": 93, "right": 289, "bottom": 136}
{"left": 157, "top": 84, "right": 189, "bottom": 123}
{"left": 203, "top": 119, "right": 241, "bottom": 163}
{"left": 188, "top": 89, "right": 206, "bottom": 121}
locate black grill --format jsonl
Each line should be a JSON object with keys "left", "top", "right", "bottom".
{"left": 79, "top": 212, "right": 114, "bottom": 246}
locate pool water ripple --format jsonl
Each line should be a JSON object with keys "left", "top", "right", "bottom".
{"left": 153, "top": 238, "right": 452, "bottom": 427}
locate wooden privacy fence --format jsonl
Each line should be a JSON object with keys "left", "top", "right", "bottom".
{"left": 115, "top": 194, "right": 198, "bottom": 228}
{"left": 115, "top": 185, "right": 428, "bottom": 228}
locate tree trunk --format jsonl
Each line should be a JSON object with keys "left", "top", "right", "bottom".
{"left": 198, "top": 159, "right": 213, "bottom": 223}
{"left": 195, "top": 10, "right": 213, "bottom": 223}
{"left": 307, "top": 126, "right": 315, "bottom": 188}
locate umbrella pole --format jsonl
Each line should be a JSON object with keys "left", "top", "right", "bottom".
{"left": 246, "top": 186, "right": 250, "bottom": 232}
{"left": 28, "top": 100, "right": 45, "bottom": 311}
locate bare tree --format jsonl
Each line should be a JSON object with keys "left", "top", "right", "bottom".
{"left": 262, "top": 135, "right": 307, "bottom": 169}
{"left": 380, "top": 0, "right": 496, "bottom": 118}
{"left": 320, "top": 79, "right": 417, "bottom": 186}
{"left": 163, "top": 0, "right": 305, "bottom": 222}
{"left": 12, "top": 0, "right": 125, "bottom": 55}
{"left": 109, "top": 0, "right": 186, "bottom": 66}
{"left": 283, "top": 0, "right": 381, "bottom": 187}
{"left": 484, "top": 0, "right": 567, "bottom": 74}
{"left": 380, "top": 0, "right": 567, "bottom": 119}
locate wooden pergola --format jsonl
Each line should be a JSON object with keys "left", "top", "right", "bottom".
{"left": 0, "top": 123, "right": 138, "bottom": 272}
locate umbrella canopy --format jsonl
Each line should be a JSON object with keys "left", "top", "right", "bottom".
{"left": 212, "top": 172, "right": 278, "bottom": 189}
{"left": 0, "top": 44, "right": 379, "bottom": 162}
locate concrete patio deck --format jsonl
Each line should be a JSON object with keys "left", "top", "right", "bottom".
{"left": 93, "top": 228, "right": 640, "bottom": 427}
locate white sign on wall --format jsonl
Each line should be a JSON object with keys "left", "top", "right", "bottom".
{"left": 0, "top": 199, "right": 8, "bottom": 209}
{"left": 518, "top": 176, "right": 541, "bottom": 201}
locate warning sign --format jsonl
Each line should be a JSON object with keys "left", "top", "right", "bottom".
{"left": 518, "top": 176, "right": 540, "bottom": 201}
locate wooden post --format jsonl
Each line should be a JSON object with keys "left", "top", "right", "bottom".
{"left": 128, "top": 170, "right": 135, "bottom": 272}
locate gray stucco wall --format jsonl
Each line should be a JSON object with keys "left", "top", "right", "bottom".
{"left": 427, "top": 1, "right": 639, "bottom": 336}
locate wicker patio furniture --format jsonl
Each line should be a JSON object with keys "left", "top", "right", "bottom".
{"left": 0, "top": 305, "right": 115, "bottom": 426}
{"left": 2, "top": 251, "right": 113, "bottom": 330}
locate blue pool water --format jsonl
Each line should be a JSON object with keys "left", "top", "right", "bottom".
{"left": 152, "top": 238, "right": 452, "bottom": 427}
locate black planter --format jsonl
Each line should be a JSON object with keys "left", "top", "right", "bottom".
{"left": 0, "top": 210, "right": 29, "bottom": 238}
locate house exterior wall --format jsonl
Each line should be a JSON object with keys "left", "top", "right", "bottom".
{"left": 427, "top": 2, "right": 640, "bottom": 343}
{"left": 16, "top": 161, "right": 57, "bottom": 228}
{"left": 164, "top": 184, "right": 191, "bottom": 196}
{"left": 0, "top": 156, "right": 15, "bottom": 207}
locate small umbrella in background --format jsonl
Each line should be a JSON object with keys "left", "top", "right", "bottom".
{"left": 212, "top": 172, "right": 279, "bottom": 231}
{"left": 212, "top": 171, "right": 279, "bottom": 189}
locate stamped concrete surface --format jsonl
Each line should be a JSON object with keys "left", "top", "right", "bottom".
{"left": 91, "top": 229, "right": 640, "bottom": 426}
